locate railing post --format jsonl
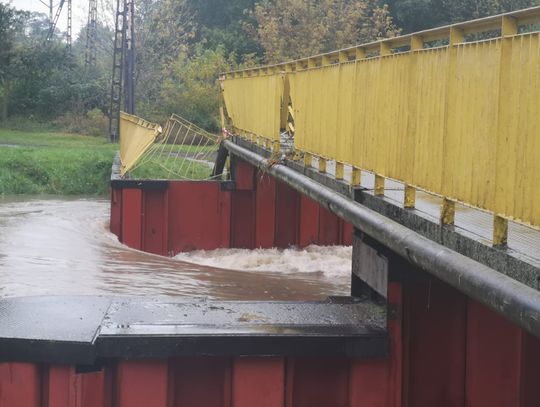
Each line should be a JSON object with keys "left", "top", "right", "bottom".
{"left": 350, "top": 47, "right": 365, "bottom": 188}
{"left": 404, "top": 35, "right": 423, "bottom": 209}
{"left": 319, "top": 158, "right": 327, "bottom": 173}
{"left": 335, "top": 163, "right": 344, "bottom": 180}
{"left": 304, "top": 152, "right": 312, "bottom": 168}
{"left": 351, "top": 168, "right": 361, "bottom": 186}
{"left": 493, "top": 215, "right": 508, "bottom": 246}
{"left": 492, "top": 16, "right": 517, "bottom": 246}
{"left": 441, "top": 197, "right": 455, "bottom": 225}
{"left": 374, "top": 42, "right": 391, "bottom": 197}
{"left": 440, "top": 27, "right": 463, "bottom": 224}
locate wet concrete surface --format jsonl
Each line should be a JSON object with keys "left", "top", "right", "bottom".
{"left": 0, "top": 295, "right": 386, "bottom": 363}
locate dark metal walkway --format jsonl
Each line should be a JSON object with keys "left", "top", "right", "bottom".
{"left": 0, "top": 296, "right": 387, "bottom": 364}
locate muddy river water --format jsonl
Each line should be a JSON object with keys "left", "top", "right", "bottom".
{"left": 0, "top": 197, "right": 350, "bottom": 300}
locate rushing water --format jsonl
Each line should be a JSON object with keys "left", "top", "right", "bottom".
{"left": 0, "top": 197, "right": 350, "bottom": 300}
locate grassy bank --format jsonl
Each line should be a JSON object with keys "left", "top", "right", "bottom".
{"left": 0, "top": 129, "right": 116, "bottom": 195}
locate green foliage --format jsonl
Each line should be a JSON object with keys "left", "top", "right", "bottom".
{"left": 53, "top": 108, "right": 108, "bottom": 137}
{"left": 252, "top": 0, "right": 400, "bottom": 63}
{"left": 3, "top": 0, "right": 540, "bottom": 135}
{"left": 158, "top": 46, "right": 236, "bottom": 131}
{"left": 130, "top": 158, "right": 212, "bottom": 180}
{"left": 387, "top": 0, "right": 540, "bottom": 33}
{"left": 0, "top": 129, "right": 116, "bottom": 195}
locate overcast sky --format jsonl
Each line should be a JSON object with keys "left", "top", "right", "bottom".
{"left": 4, "top": 0, "right": 89, "bottom": 38}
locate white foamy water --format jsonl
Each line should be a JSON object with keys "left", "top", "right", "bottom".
{"left": 174, "top": 245, "right": 352, "bottom": 278}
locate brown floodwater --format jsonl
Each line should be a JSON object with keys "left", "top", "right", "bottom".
{"left": 0, "top": 197, "right": 350, "bottom": 300}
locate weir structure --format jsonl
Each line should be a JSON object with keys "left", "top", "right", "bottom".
{"left": 2, "top": 7, "right": 540, "bottom": 407}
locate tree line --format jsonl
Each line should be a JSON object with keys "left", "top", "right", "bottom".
{"left": 0, "top": 0, "right": 537, "bottom": 133}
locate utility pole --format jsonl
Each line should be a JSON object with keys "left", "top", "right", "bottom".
{"left": 109, "top": 0, "right": 135, "bottom": 142}
{"left": 49, "top": 0, "right": 53, "bottom": 30}
{"left": 46, "top": 0, "right": 66, "bottom": 41}
{"left": 85, "top": 0, "right": 98, "bottom": 66}
{"left": 42, "top": 0, "right": 72, "bottom": 51}
{"left": 124, "top": 0, "right": 135, "bottom": 115}
{"left": 66, "top": 0, "right": 72, "bottom": 50}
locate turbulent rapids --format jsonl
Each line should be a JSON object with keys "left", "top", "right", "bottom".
{"left": 0, "top": 197, "right": 350, "bottom": 300}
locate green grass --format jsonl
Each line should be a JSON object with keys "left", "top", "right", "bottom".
{"left": 130, "top": 155, "right": 214, "bottom": 180}
{"left": 0, "top": 128, "right": 116, "bottom": 195}
{"left": 128, "top": 143, "right": 217, "bottom": 180}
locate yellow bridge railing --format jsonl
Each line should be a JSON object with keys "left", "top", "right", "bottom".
{"left": 221, "top": 7, "right": 540, "bottom": 240}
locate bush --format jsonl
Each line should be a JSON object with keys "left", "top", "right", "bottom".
{"left": 53, "top": 108, "right": 108, "bottom": 137}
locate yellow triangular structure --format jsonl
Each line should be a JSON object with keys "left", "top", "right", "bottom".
{"left": 119, "top": 112, "right": 162, "bottom": 176}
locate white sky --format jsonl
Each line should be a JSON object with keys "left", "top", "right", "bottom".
{"left": 4, "top": 0, "right": 89, "bottom": 39}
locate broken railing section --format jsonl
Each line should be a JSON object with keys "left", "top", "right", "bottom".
{"left": 119, "top": 112, "right": 162, "bottom": 176}
{"left": 118, "top": 112, "right": 221, "bottom": 180}
{"left": 221, "top": 6, "right": 540, "bottom": 244}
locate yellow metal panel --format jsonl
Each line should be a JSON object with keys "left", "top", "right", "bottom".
{"left": 410, "top": 48, "right": 448, "bottom": 193}
{"left": 494, "top": 33, "right": 540, "bottom": 227}
{"left": 444, "top": 40, "right": 501, "bottom": 210}
{"left": 222, "top": 75, "right": 283, "bottom": 142}
{"left": 222, "top": 16, "right": 540, "bottom": 229}
{"left": 335, "top": 62, "right": 355, "bottom": 164}
{"left": 119, "top": 112, "right": 162, "bottom": 176}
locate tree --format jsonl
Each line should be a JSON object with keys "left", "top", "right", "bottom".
{"left": 159, "top": 45, "right": 236, "bottom": 131}
{"left": 387, "top": 0, "right": 540, "bottom": 33}
{"left": 0, "top": 4, "right": 26, "bottom": 121}
{"left": 252, "top": 0, "right": 400, "bottom": 63}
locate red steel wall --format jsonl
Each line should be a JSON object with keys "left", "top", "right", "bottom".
{"left": 0, "top": 357, "right": 395, "bottom": 407}
{"left": 2, "top": 279, "right": 539, "bottom": 406}
{"left": 110, "top": 159, "right": 352, "bottom": 255}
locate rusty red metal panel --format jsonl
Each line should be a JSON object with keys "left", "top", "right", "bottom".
{"left": 274, "top": 181, "right": 299, "bottom": 248}
{"left": 116, "top": 360, "right": 168, "bottom": 407}
{"left": 387, "top": 281, "right": 403, "bottom": 407}
{"left": 0, "top": 363, "right": 41, "bottom": 407}
{"left": 403, "top": 279, "right": 466, "bottom": 407}
{"left": 78, "top": 369, "right": 111, "bottom": 407}
{"left": 231, "top": 191, "right": 255, "bottom": 249}
{"left": 298, "top": 195, "right": 319, "bottom": 247}
{"left": 521, "top": 332, "right": 540, "bottom": 406}
{"left": 121, "top": 188, "right": 143, "bottom": 250}
{"left": 232, "top": 357, "right": 284, "bottom": 407}
{"left": 44, "top": 366, "right": 72, "bottom": 407}
{"left": 318, "top": 206, "right": 340, "bottom": 245}
{"left": 110, "top": 188, "right": 122, "bottom": 239}
{"left": 220, "top": 190, "right": 232, "bottom": 249}
{"left": 234, "top": 159, "right": 255, "bottom": 191}
{"left": 286, "top": 358, "right": 349, "bottom": 407}
{"left": 142, "top": 189, "right": 168, "bottom": 256}
{"left": 349, "top": 360, "right": 390, "bottom": 407}
{"left": 255, "top": 175, "right": 276, "bottom": 248}
{"left": 171, "top": 357, "right": 231, "bottom": 407}
{"left": 168, "top": 181, "right": 230, "bottom": 253}
{"left": 466, "top": 300, "right": 522, "bottom": 407}
{"left": 340, "top": 220, "right": 353, "bottom": 246}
